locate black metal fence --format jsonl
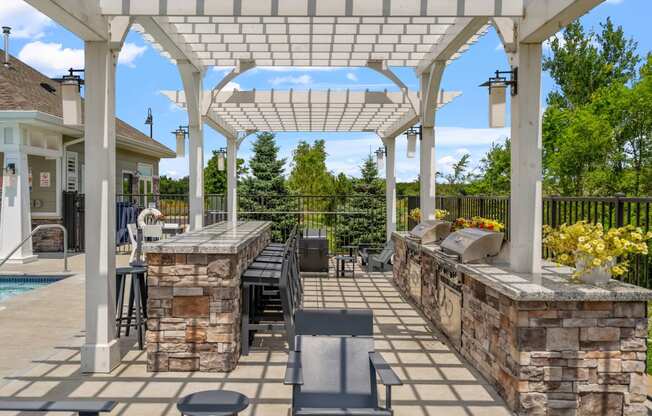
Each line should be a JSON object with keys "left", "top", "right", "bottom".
{"left": 60, "top": 191, "right": 652, "bottom": 288}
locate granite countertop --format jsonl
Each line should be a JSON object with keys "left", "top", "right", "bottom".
{"left": 393, "top": 231, "right": 652, "bottom": 302}
{"left": 143, "top": 221, "right": 272, "bottom": 254}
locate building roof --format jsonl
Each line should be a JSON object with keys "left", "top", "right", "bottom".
{"left": 0, "top": 49, "right": 175, "bottom": 158}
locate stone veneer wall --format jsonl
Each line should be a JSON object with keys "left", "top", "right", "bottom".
{"left": 31, "top": 218, "right": 64, "bottom": 252}
{"left": 145, "top": 229, "right": 270, "bottom": 372}
{"left": 462, "top": 276, "right": 648, "bottom": 416}
{"left": 391, "top": 234, "right": 648, "bottom": 416}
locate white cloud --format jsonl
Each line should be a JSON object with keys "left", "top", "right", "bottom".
{"left": 257, "top": 66, "right": 343, "bottom": 72}
{"left": 346, "top": 72, "right": 358, "bottom": 81}
{"left": 118, "top": 42, "right": 147, "bottom": 67}
{"left": 17, "top": 41, "right": 84, "bottom": 77}
{"left": 495, "top": 42, "right": 504, "bottom": 52}
{"left": 269, "top": 74, "right": 313, "bottom": 86}
{"left": 543, "top": 32, "right": 566, "bottom": 52}
{"left": 455, "top": 147, "right": 471, "bottom": 156}
{"left": 221, "top": 81, "right": 241, "bottom": 91}
{"left": 435, "top": 127, "right": 509, "bottom": 147}
{"left": 0, "top": 0, "right": 52, "bottom": 39}
{"left": 17, "top": 41, "right": 148, "bottom": 77}
{"left": 605, "top": 0, "right": 624, "bottom": 4}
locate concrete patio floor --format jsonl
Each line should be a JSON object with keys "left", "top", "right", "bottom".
{"left": 0, "top": 270, "right": 512, "bottom": 415}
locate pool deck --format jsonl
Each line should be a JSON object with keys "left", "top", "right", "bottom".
{"left": 0, "top": 254, "right": 130, "bottom": 382}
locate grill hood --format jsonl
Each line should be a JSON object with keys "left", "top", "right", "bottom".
{"left": 440, "top": 228, "right": 504, "bottom": 263}
{"left": 408, "top": 220, "right": 452, "bottom": 245}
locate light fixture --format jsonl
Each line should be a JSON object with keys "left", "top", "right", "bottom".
{"left": 374, "top": 147, "right": 386, "bottom": 170}
{"left": 216, "top": 147, "right": 227, "bottom": 171}
{"left": 4, "top": 162, "right": 16, "bottom": 176}
{"left": 405, "top": 126, "right": 421, "bottom": 159}
{"left": 480, "top": 68, "right": 518, "bottom": 128}
{"left": 172, "top": 125, "right": 189, "bottom": 157}
{"left": 56, "top": 68, "right": 84, "bottom": 126}
{"left": 144, "top": 108, "right": 153, "bottom": 138}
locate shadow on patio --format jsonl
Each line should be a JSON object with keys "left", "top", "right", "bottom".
{"left": 0, "top": 272, "right": 510, "bottom": 416}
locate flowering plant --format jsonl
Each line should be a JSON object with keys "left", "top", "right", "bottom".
{"left": 453, "top": 216, "right": 505, "bottom": 232}
{"left": 543, "top": 221, "right": 652, "bottom": 279}
{"left": 409, "top": 208, "right": 449, "bottom": 222}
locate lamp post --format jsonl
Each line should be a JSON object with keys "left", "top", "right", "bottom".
{"left": 405, "top": 125, "right": 421, "bottom": 159}
{"left": 216, "top": 147, "right": 227, "bottom": 171}
{"left": 172, "top": 125, "right": 189, "bottom": 157}
{"left": 480, "top": 68, "right": 518, "bottom": 128}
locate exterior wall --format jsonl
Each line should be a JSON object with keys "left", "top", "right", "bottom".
{"left": 27, "top": 155, "right": 57, "bottom": 214}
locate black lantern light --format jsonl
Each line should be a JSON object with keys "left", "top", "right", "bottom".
{"left": 405, "top": 125, "right": 421, "bottom": 159}
{"left": 172, "top": 125, "right": 189, "bottom": 157}
{"left": 144, "top": 108, "right": 153, "bottom": 138}
{"left": 216, "top": 147, "right": 227, "bottom": 171}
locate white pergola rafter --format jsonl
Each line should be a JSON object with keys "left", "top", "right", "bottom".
{"left": 100, "top": 0, "right": 524, "bottom": 17}
{"left": 162, "top": 88, "right": 459, "bottom": 135}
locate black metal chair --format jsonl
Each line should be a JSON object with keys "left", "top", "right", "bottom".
{"left": 0, "top": 400, "right": 117, "bottom": 416}
{"left": 115, "top": 266, "right": 148, "bottom": 349}
{"left": 284, "top": 335, "right": 401, "bottom": 416}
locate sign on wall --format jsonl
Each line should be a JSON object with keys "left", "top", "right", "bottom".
{"left": 40, "top": 172, "right": 51, "bottom": 188}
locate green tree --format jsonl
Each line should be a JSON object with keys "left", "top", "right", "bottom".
{"left": 542, "top": 18, "right": 639, "bottom": 109}
{"left": 239, "top": 132, "right": 294, "bottom": 240}
{"left": 159, "top": 175, "right": 188, "bottom": 194}
{"left": 287, "top": 139, "right": 334, "bottom": 195}
{"left": 465, "top": 139, "right": 511, "bottom": 195}
{"left": 203, "top": 150, "right": 246, "bottom": 195}
{"left": 444, "top": 153, "right": 471, "bottom": 194}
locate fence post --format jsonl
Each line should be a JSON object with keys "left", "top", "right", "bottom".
{"left": 478, "top": 197, "right": 485, "bottom": 218}
{"left": 615, "top": 193, "right": 625, "bottom": 227}
{"left": 550, "top": 195, "right": 559, "bottom": 228}
{"left": 456, "top": 196, "right": 462, "bottom": 219}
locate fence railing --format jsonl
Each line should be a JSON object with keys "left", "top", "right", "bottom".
{"left": 59, "top": 192, "right": 652, "bottom": 288}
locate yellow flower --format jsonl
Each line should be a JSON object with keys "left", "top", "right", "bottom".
{"left": 592, "top": 258, "right": 602, "bottom": 267}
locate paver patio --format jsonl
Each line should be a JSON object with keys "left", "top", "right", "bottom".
{"left": 0, "top": 271, "right": 510, "bottom": 416}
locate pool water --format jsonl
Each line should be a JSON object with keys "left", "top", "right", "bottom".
{"left": 0, "top": 276, "right": 62, "bottom": 302}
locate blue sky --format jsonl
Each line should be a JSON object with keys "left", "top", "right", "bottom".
{"left": 1, "top": 0, "right": 649, "bottom": 181}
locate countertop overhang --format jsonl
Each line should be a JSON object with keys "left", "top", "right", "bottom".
{"left": 392, "top": 231, "right": 652, "bottom": 302}
{"left": 143, "top": 221, "right": 272, "bottom": 254}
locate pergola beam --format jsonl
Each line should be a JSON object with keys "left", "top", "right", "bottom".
{"left": 519, "top": 0, "right": 605, "bottom": 43}
{"left": 100, "top": 0, "right": 524, "bottom": 16}
{"left": 24, "top": 0, "right": 108, "bottom": 41}
{"left": 416, "top": 17, "right": 487, "bottom": 74}
{"left": 135, "top": 17, "right": 203, "bottom": 73}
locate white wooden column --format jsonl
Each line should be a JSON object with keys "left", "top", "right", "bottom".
{"left": 382, "top": 136, "right": 396, "bottom": 240}
{"left": 226, "top": 136, "right": 238, "bottom": 224}
{"left": 178, "top": 63, "right": 204, "bottom": 231}
{"left": 81, "top": 40, "right": 121, "bottom": 373}
{"left": 509, "top": 42, "right": 543, "bottom": 274}
{"left": 0, "top": 136, "right": 36, "bottom": 263}
{"left": 419, "top": 64, "right": 444, "bottom": 221}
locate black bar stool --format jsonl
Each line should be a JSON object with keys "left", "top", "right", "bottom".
{"left": 115, "top": 266, "right": 148, "bottom": 349}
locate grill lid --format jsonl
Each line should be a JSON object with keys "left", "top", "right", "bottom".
{"left": 440, "top": 228, "right": 504, "bottom": 263}
{"left": 408, "top": 220, "right": 452, "bottom": 245}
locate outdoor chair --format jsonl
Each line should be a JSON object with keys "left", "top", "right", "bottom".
{"left": 0, "top": 400, "right": 117, "bottom": 416}
{"left": 284, "top": 335, "right": 401, "bottom": 416}
{"left": 362, "top": 241, "right": 394, "bottom": 273}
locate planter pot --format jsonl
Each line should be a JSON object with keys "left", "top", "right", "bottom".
{"left": 575, "top": 255, "right": 614, "bottom": 284}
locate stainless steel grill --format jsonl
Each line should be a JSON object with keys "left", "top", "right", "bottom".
{"left": 407, "top": 220, "right": 452, "bottom": 245}
{"left": 439, "top": 228, "right": 504, "bottom": 264}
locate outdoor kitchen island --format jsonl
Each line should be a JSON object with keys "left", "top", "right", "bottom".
{"left": 143, "top": 221, "right": 272, "bottom": 372}
{"left": 392, "top": 231, "right": 652, "bottom": 416}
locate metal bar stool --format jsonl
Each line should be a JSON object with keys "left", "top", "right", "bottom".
{"left": 115, "top": 266, "right": 148, "bottom": 349}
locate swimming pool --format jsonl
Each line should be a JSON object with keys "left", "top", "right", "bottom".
{"left": 0, "top": 276, "right": 64, "bottom": 303}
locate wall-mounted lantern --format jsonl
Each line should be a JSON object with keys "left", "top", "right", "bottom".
{"left": 144, "top": 108, "right": 153, "bottom": 138}
{"left": 3, "top": 162, "right": 16, "bottom": 187}
{"left": 480, "top": 68, "right": 518, "bottom": 128}
{"left": 172, "top": 125, "right": 189, "bottom": 157}
{"left": 216, "top": 147, "right": 227, "bottom": 171}
{"left": 374, "top": 146, "right": 386, "bottom": 170}
{"left": 405, "top": 125, "right": 421, "bottom": 159}
{"left": 57, "top": 68, "right": 84, "bottom": 126}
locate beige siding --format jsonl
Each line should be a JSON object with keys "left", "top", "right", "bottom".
{"left": 28, "top": 155, "right": 57, "bottom": 213}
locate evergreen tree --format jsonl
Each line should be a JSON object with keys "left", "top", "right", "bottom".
{"left": 239, "top": 132, "right": 294, "bottom": 240}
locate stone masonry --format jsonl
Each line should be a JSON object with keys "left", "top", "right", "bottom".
{"left": 462, "top": 276, "right": 648, "bottom": 416}
{"left": 145, "top": 228, "right": 270, "bottom": 372}
{"left": 391, "top": 232, "right": 649, "bottom": 416}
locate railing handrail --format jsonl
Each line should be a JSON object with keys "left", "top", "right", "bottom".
{"left": 0, "top": 224, "right": 69, "bottom": 272}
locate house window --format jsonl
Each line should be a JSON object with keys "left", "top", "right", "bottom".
{"left": 137, "top": 163, "right": 154, "bottom": 207}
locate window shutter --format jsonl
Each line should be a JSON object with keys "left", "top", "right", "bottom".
{"left": 65, "top": 151, "right": 78, "bottom": 192}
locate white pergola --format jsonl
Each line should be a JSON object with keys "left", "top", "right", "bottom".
{"left": 162, "top": 87, "right": 461, "bottom": 239}
{"left": 21, "top": 0, "right": 606, "bottom": 373}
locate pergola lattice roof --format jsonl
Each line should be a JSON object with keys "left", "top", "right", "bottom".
{"left": 163, "top": 89, "right": 460, "bottom": 136}
{"left": 135, "top": 16, "right": 488, "bottom": 67}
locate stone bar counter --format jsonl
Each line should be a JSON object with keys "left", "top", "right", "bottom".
{"left": 392, "top": 231, "right": 652, "bottom": 416}
{"left": 143, "top": 221, "right": 271, "bottom": 372}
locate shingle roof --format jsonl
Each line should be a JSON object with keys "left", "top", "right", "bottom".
{"left": 0, "top": 49, "right": 175, "bottom": 157}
